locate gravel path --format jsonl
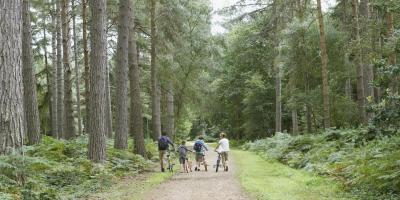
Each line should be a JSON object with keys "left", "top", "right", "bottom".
{"left": 144, "top": 149, "right": 250, "bottom": 200}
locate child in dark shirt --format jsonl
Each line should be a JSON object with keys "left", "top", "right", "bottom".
{"left": 177, "top": 141, "right": 192, "bottom": 173}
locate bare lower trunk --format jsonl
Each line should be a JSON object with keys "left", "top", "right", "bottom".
{"left": 166, "top": 82, "right": 175, "bottom": 139}
{"left": 129, "top": 4, "right": 146, "bottom": 156}
{"left": 88, "top": 0, "right": 107, "bottom": 163}
{"left": 82, "top": 0, "right": 90, "bottom": 134}
{"left": 317, "top": 0, "right": 331, "bottom": 129}
{"left": 43, "top": 5, "right": 51, "bottom": 135}
{"left": 0, "top": 0, "right": 25, "bottom": 154}
{"left": 386, "top": 11, "right": 397, "bottom": 93}
{"left": 114, "top": 0, "right": 130, "bottom": 149}
{"left": 56, "top": 0, "right": 64, "bottom": 138}
{"left": 352, "top": 0, "right": 366, "bottom": 124}
{"left": 292, "top": 110, "right": 298, "bottom": 134}
{"left": 22, "top": 0, "right": 41, "bottom": 145}
{"left": 150, "top": 0, "right": 161, "bottom": 140}
{"left": 62, "top": 0, "right": 75, "bottom": 139}
{"left": 51, "top": 2, "right": 58, "bottom": 138}
{"left": 105, "top": 64, "right": 113, "bottom": 138}
{"left": 72, "top": 0, "right": 82, "bottom": 135}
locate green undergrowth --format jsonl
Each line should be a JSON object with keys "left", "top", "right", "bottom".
{"left": 0, "top": 136, "right": 157, "bottom": 200}
{"left": 233, "top": 150, "right": 352, "bottom": 200}
{"left": 243, "top": 129, "right": 400, "bottom": 200}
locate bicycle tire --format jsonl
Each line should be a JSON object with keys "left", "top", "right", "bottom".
{"left": 216, "top": 159, "right": 220, "bottom": 172}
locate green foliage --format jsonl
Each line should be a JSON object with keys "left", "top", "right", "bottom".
{"left": 244, "top": 129, "right": 400, "bottom": 199}
{"left": 0, "top": 136, "right": 151, "bottom": 199}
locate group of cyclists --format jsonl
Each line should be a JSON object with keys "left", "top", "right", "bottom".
{"left": 157, "top": 132, "right": 230, "bottom": 173}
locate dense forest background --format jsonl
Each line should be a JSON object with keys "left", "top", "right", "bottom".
{"left": 0, "top": 0, "right": 400, "bottom": 199}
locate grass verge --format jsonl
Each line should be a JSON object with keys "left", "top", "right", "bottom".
{"left": 233, "top": 150, "right": 354, "bottom": 200}
{"left": 83, "top": 171, "right": 174, "bottom": 200}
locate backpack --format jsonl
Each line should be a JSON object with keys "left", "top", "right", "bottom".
{"left": 178, "top": 146, "right": 186, "bottom": 156}
{"left": 158, "top": 136, "right": 169, "bottom": 150}
{"left": 193, "top": 141, "right": 203, "bottom": 152}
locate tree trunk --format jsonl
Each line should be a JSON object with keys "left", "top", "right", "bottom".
{"left": 352, "top": 0, "right": 367, "bottom": 124}
{"left": 72, "top": 0, "right": 82, "bottom": 135}
{"left": 51, "top": 2, "right": 58, "bottom": 138}
{"left": 62, "top": 0, "right": 75, "bottom": 139}
{"left": 114, "top": 0, "right": 130, "bottom": 149}
{"left": 105, "top": 64, "right": 113, "bottom": 138}
{"left": 43, "top": 3, "right": 51, "bottom": 135}
{"left": 316, "top": 0, "right": 331, "bottom": 129}
{"left": 166, "top": 82, "right": 175, "bottom": 139}
{"left": 292, "top": 110, "right": 299, "bottom": 135}
{"left": 22, "top": 0, "right": 41, "bottom": 145}
{"left": 274, "top": 58, "right": 282, "bottom": 133}
{"left": 56, "top": 0, "right": 64, "bottom": 138}
{"left": 129, "top": 3, "right": 146, "bottom": 156}
{"left": 386, "top": 10, "right": 397, "bottom": 93}
{"left": 150, "top": 0, "right": 161, "bottom": 140}
{"left": 0, "top": 0, "right": 25, "bottom": 154}
{"left": 82, "top": 0, "right": 90, "bottom": 134}
{"left": 88, "top": 0, "right": 107, "bottom": 163}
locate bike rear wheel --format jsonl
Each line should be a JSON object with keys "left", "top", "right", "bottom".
{"left": 216, "top": 159, "right": 220, "bottom": 172}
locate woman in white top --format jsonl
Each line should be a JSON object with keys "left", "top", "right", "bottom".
{"left": 215, "top": 132, "right": 230, "bottom": 171}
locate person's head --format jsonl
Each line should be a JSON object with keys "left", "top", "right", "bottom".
{"left": 161, "top": 132, "right": 167, "bottom": 136}
{"left": 220, "top": 132, "right": 226, "bottom": 138}
{"left": 181, "top": 140, "right": 186, "bottom": 145}
{"left": 198, "top": 135, "right": 204, "bottom": 140}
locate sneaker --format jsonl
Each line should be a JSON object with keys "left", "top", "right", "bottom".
{"left": 161, "top": 168, "right": 165, "bottom": 172}
{"left": 225, "top": 166, "right": 228, "bottom": 172}
{"left": 195, "top": 167, "right": 198, "bottom": 171}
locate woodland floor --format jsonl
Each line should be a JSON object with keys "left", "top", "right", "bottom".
{"left": 84, "top": 148, "right": 352, "bottom": 200}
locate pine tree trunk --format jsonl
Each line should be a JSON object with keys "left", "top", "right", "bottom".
{"left": 114, "top": 0, "right": 130, "bottom": 149}
{"left": 316, "top": 0, "right": 331, "bottom": 129}
{"left": 43, "top": 5, "right": 51, "bottom": 135}
{"left": 166, "top": 82, "right": 175, "bottom": 139}
{"left": 82, "top": 0, "right": 90, "bottom": 134}
{"left": 352, "top": 0, "right": 367, "bottom": 124}
{"left": 62, "top": 0, "right": 75, "bottom": 139}
{"left": 88, "top": 0, "right": 107, "bottom": 163}
{"left": 274, "top": 50, "right": 282, "bottom": 133}
{"left": 292, "top": 110, "right": 299, "bottom": 135}
{"left": 0, "top": 0, "right": 25, "bottom": 154}
{"left": 22, "top": 0, "right": 41, "bottom": 145}
{"left": 72, "top": 0, "right": 82, "bottom": 135}
{"left": 150, "top": 0, "right": 161, "bottom": 140}
{"left": 51, "top": 2, "right": 58, "bottom": 138}
{"left": 105, "top": 64, "right": 113, "bottom": 138}
{"left": 129, "top": 4, "right": 146, "bottom": 156}
{"left": 386, "top": 11, "right": 397, "bottom": 93}
{"left": 56, "top": 0, "right": 64, "bottom": 138}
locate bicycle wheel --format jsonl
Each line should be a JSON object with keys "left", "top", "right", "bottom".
{"left": 216, "top": 158, "right": 220, "bottom": 172}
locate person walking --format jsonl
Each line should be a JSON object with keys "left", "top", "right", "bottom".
{"left": 214, "top": 132, "right": 230, "bottom": 171}
{"left": 193, "top": 136, "right": 208, "bottom": 171}
{"left": 158, "top": 132, "right": 174, "bottom": 172}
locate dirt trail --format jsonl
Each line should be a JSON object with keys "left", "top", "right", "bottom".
{"left": 144, "top": 149, "right": 250, "bottom": 200}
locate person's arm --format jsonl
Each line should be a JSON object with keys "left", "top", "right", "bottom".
{"left": 185, "top": 146, "right": 193, "bottom": 152}
{"left": 214, "top": 141, "right": 221, "bottom": 151}
{"left": 203, "top": 142, "right": 208, "bottom": 151}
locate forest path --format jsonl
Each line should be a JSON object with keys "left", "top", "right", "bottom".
{"left": 143, "top": 149, "right": 250, "bottom": 200}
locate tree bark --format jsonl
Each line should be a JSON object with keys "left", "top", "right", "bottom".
{"left": 51, "top": 1, "right": 58, "bottom": 138}
{"left": 82, "top": 0, "right": 90, "bottom": 134}
{"left": 386, "top": 10, "right": 397, "bottom": 93}
{"left": 43, "top": 3, "right": 51, "bottom": 135}
{"left": 166, "top": 82, "right": 175, "bottom": 139}
{"left": 22, "top": 0, "right": 41, "bottom": 145}
{"left": 88, "top": 0, "right": 107, "bottom": 163}
{"left": 105, "top": 64, "right": 113, "bottom": 138}
{"left": 72, "top": 0, "right": 82, "bottom": 136}
{"left": 129, "top": 3, "right": 146, "bottom": 156}
{"left": 56, "top": 0, "right": 64, "bottom": 138}
{"left": 316, "top": 0, "right": 331, "bottom": 129}
{"left": 274, "top": 57, "right": 282, "bottom": 133}
{"left": 292, "top": 110, "right": 299, "bottom": 135}
{"left": 62, "top": 0, "right": 75, "bottom": 139}
{"left": 0, "top": 0, "right": 25, "bottom": 154}
{"left": 114, "top": 0, "right": 130, "bottom": 149}
{"left": 150, "top": 0, "right": 161, "bottom": 140}
{"left": 352, "top": 0, "right": 367, "bottom": 124}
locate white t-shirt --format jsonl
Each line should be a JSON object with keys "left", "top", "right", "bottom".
{"left": 218, "top": 138, "right": 230, "bottom": 152}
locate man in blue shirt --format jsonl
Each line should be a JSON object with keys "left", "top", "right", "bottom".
{"left": 158, "top": 132, "right": 174, "bottom": 172}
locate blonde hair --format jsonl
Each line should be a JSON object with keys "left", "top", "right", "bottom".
{"left": 220, "top": 132, "right": 226, "bottom": 138}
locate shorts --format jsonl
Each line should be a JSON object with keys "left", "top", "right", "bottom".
{"left": 195, "top": 153, "right": 205, "bottom": 162}
{"left": 179, "top": 156, "right": 186, "bottom": 164}
{"left": 159, "top": 150, "right": 167, "bottom": 160}
{"left": 221, "top": 151, "right": 229, "bottom": 161}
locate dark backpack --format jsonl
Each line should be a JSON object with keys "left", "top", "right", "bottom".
{"left": 193, "top": 141, "right": 203, "bottom": 152}
{"left": 158, "top": 136, "right": 169, "bottom": 150}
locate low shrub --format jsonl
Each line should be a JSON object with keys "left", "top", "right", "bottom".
{"left": 244, "top": 129, "right": 400, "bottom": 199}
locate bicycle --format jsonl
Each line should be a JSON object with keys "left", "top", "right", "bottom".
{"left": 214, "top": 151, "right": 222, "bottom": 172}
{"left": 166, "top": 149, "right": 175, "bottom": 172}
